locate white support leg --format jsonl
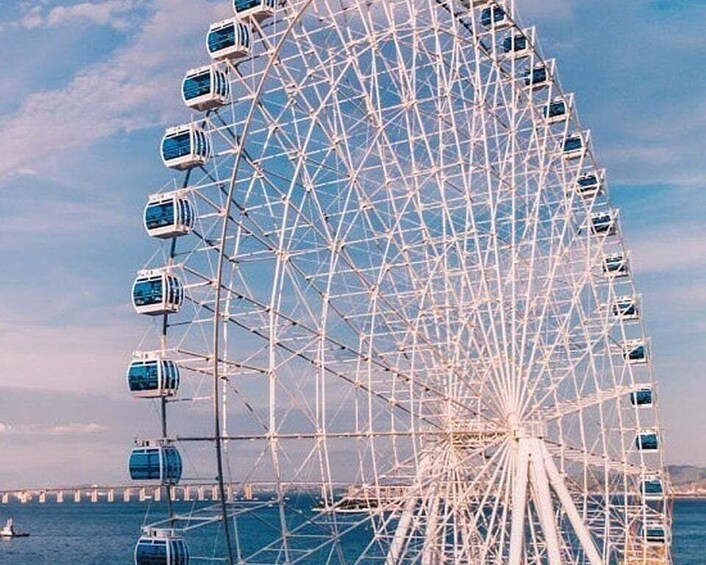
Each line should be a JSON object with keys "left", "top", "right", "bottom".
{"left": 386, "top": 493, "right": 418, "bottom": 565}
{"left": 421, "top": 494, "right": 440, "bottom": 565}
{"left": 509, "top": 439, "right": 530, "bottom": 565}
{"left": 528, "top": 439, "right": 563, "bottom": 565}
{"left": 540, "top": 442, "right": 604, "bottom": 565}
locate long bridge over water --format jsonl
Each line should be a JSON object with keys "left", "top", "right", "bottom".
{"left": 0, "top": 483, "right": 263, "bottom": 505}
{"left": 0, "top": 482, "right": 407, "bottom": 505}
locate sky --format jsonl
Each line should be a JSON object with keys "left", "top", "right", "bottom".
{"left": 0, "top": 0, "right": 704, "bottom": 488}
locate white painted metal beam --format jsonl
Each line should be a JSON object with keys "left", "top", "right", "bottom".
{"left": 541, "top": 441, "right": 604, "bottom": 565}
{"left": 529, "top": 439, "right": 563, "bottom": 565}
{"left": 509, "top": 439, "right": 530, "bottom": 565}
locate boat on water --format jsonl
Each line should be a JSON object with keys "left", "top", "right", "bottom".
{"left": 0, "top": 519, "right": 29, "bottom": 538}
{"left": 313, "top": 497, "right": 382, "bottom": 514}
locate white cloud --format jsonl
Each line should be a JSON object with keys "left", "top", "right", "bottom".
{"left": 46, "top": 1, "right": 137, "bottom": 30}
{"left": 1, "top": 198, "right": 131, "bottom": 237}
{"left": 48, "top": 423, "right": 108, "bottom": 435}
{"left": 0, "top": 422, "right": 108, "bottom": 436}
{"left": 20, "top": 6, "right": 44, "bottom": 29}
{"left": 603, "top": 98, "right": 706, "bottom": 188}
{"left": 13, "top": 1, "right": 139, "bottom": 31}
{"left": 0, "top": 0, "right": 229, "bottom": 179}
{"left": 629, "top": 225, "right": 706, "bottom": 275}
{"left": 9, "top": 2, "right": 137, "bottom": 31}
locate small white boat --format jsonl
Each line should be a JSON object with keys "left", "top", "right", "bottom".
{"left": 313, "top": 498, "right": 382, "bottom": 514}
{"left": 0, "top": 519, "right": 29, "bottom": 538}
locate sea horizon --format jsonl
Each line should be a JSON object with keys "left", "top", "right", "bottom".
{"left": 0, "top": 498, "right": 702, "bottom": 564}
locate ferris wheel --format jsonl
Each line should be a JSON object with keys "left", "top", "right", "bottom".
{"left": 126, "top": 0, "right": 672, "bottom": 563}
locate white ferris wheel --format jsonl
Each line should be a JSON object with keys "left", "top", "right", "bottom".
{"left": 126, "top": 0, "right": 672, "bottom": 563}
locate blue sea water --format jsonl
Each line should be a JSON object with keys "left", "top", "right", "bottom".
{"left": 0, "top": 498, "right": 702, "bottom": 564}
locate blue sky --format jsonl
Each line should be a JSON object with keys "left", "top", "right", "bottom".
{"left": 0, "top": 0, "right": 704, "bottom": 488}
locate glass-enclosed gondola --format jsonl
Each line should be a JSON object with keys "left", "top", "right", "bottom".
{"left": 524, "top": 63, "right": 549, "bottom": 89}
{"left": 623, "top": 339, "right": 648, "bottom": 364}
{"left": 233, "top": 0, "right": 276, "bottom": 21}
{"left": 544, "top": 97, "right": 569, "bottom": 124}
{"left": 135, "top": 532, "right": 190, "bottom": 565}
{"left": 636, "top": 430, "right": 660, "bottom": 452}
{"left": 613, "top": 295, "right": 639, "bottom": 320}
{"left": 207, "top": 19, "right": 251, "bottom": 61}
{"left": 182, "top": 66, "right": 229, "bottom": 111}
{"left": 132, "top": 270, "right": 184, "bottom": 316}
{"left": 480, "top": 5, "right": 509, "bottom": 28}
{"left": 127, "top": 354, "right": 180, "bottom": 398}
{"left": 129, "top": 444, "right": 183, "bottom": 482}
{"left": 630, "top": 386, "right": 654, "bottom": 407}
{"left": 502, "top": 32, "right": 530, "bottom": 58}
{"left": 641, "top": 475, "right": 665, "bottom": 501}
{"left": 589, "top": 210, "right": 618, "bottom": 236}
{"left": 602, "top": 253, "right": 629, "bottom": 278}
{"left": 642, "top": 522, "right": 668, "bottom": 545}
{"left": 574, "top": 170, "right": 604, "bottom": 198}
{"left": 144, "top": 192, "right": 195, "bottom": 239}
{"left": 161, "top": 124, "right": 210, "bottom": 171}
{"left": 563, "top": 132, "right": 586, "bottom": 159}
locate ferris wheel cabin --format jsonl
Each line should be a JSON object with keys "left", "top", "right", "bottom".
{"left": 480, "top": 5, "right": 509, "bottom": 28}
{"left": 602, "top": 253, "right": 629, "bottom": 278}
{"left": 144, "top": 192, "right": 195, "bottom": 239}
{"left": 636, "top": 430, "right": 660, "bottom": 452}
{"left": 182, "top": 66, "right": 229, "bottom": 111}
{"left": 161, "top": 124, "right": 210, "bottom": 170}
{"left": 623, "top": 339, "right": 649, "bottom": 364}
{"left": 641, "top": 475, "right": 665, "bottom": 501}
{"left": 631, "top": 386, "right": 654, "bottom": 407}
{"left": 135, "top": 532, "right": 190, "bottom": 565}
{"left": 589, "top": 210, "right": 618, "bottom": 236}
{"left": 574, "top": 170, "right": 604, "bottom": 198}
{"left": 613, "top": 295, "right": 640, "bottom": 319}
{"left": 207, "top": 19, "right": 251, "bottom": 61}
{"left": 127, "top": 354, "right": 180, "bottom": 399}
{"left": 502, "top": 32, "right": 531, "bottom": 58}
{"left": 233, "top": 0, "right": 276, "bottom": 21}
{"left": 524, "top": 63, "right": 549, "bottom": 89}
{"left": 129, "top": 444, "right": 183, "bottom": 482}
{"left": 642, "top": 522, "right": 668, "bottom": 546}
{"left": 563, "top": 132, "right": 587, "bottom": 159}
{"left": 132, "top": 270, "right": 184, "bottom": 316}
{"left": 544, "top": 96, "right": 573, "bottom": 125}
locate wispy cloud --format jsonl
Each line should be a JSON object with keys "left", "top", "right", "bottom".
{"left": 19, "top": 6, "right": 44, "bottom": 29}
{"left": 0, "top": 0, "right": 229, "bottom": 179}
{"left": 0, "top": 422, "right": 108, "bottom": 436}
{"left": 630, "top": 225, "right": 706, "bottom": 274}
{"left": 604, "top": 100, "right": 706, "bottom": 188}
{"left": 7, "top": 1, "right": 139, "bottom": 31}
{"left": 46, "top": 1, "right": 138, "bottom": 30}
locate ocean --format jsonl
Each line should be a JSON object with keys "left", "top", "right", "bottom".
{"left": 0, "top": 499, "right": 702, "bottom": 564}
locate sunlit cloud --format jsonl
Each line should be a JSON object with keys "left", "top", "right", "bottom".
{"left": 0, "top": 422, "right": 108, "bottom": 436}
{"left": 630, "top": 225, "right": 706, "bottom": 274}
{"left": 46, "top": 1, "right": 138, "bottom": 30}
{"left": 0, "top": 0, "right": 230, "bottom": 180}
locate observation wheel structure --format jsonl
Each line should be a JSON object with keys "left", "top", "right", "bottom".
{"left": 127, "top": 0, "right": 672, "bottom": 563}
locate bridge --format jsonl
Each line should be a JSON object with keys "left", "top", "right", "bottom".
{"left": 0, "top": 483, "right": 260, "bottom": 505}
{"left": 0, "top": 482, "right": 407, "bottom": 505}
